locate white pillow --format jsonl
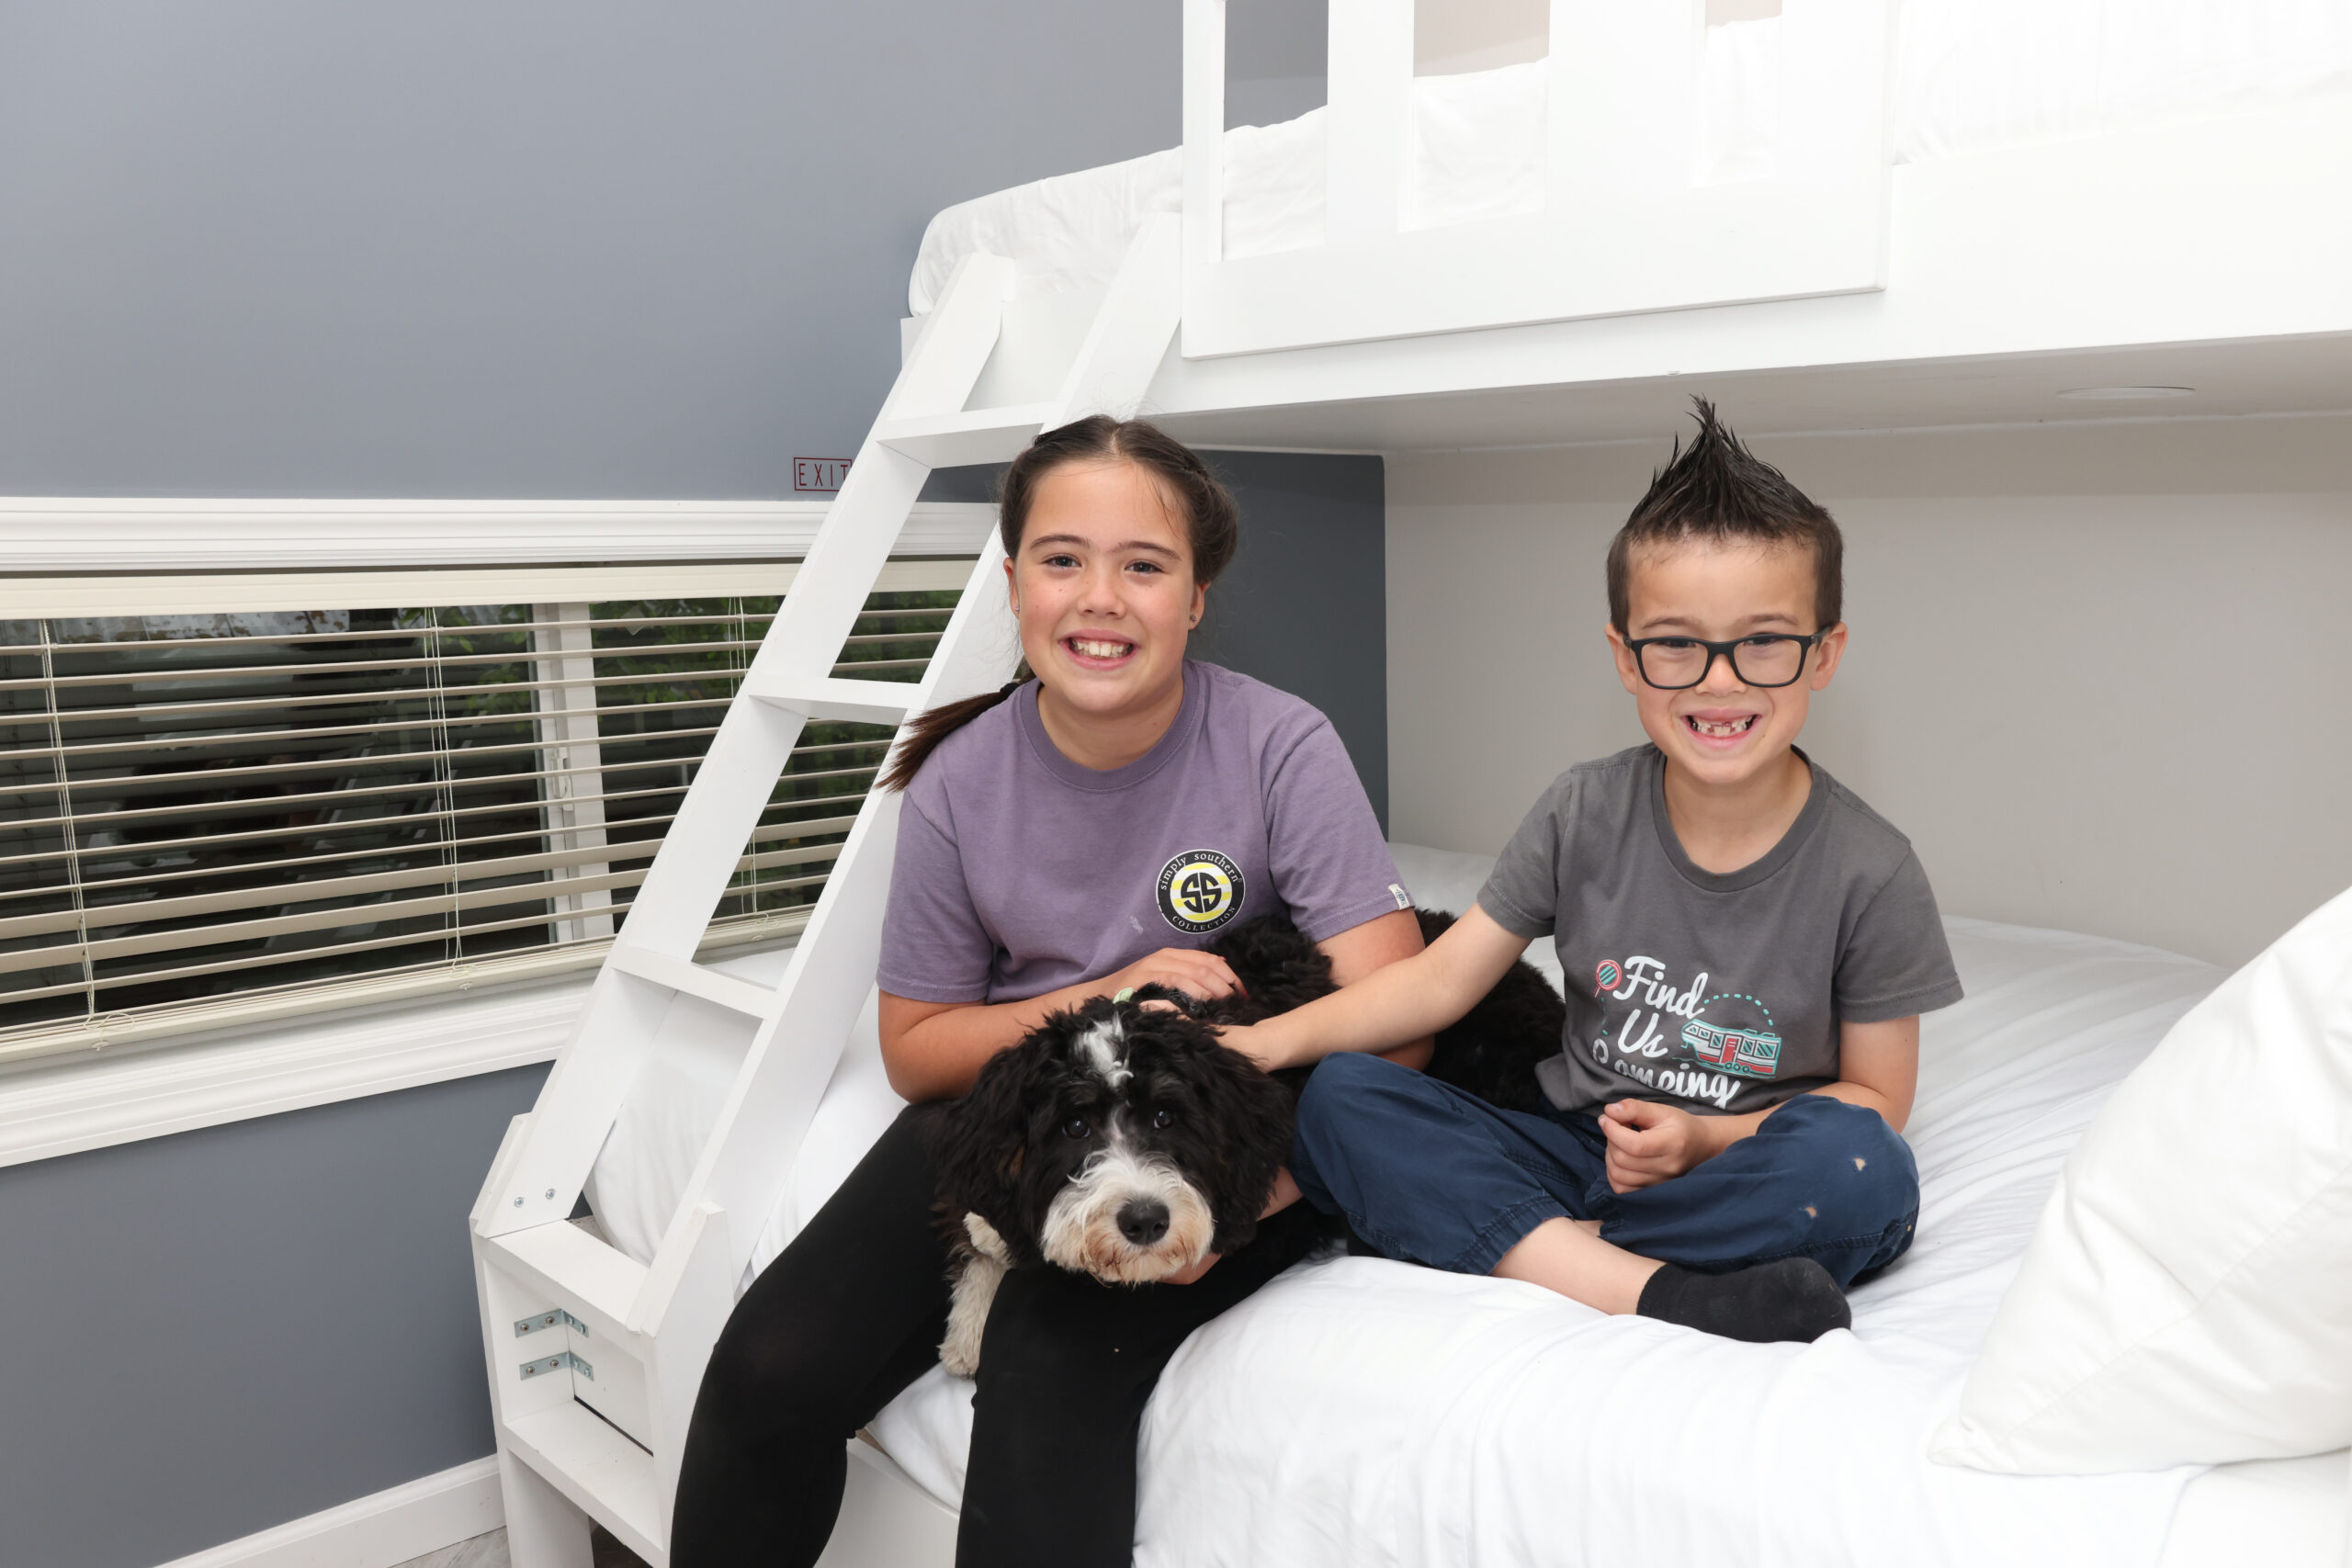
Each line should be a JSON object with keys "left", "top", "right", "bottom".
{"left": 1933, "top": 883, "right": 2352, "bottom": 1473}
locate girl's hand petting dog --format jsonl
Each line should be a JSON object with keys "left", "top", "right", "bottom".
{"left": 1110, "top": 947, "right": 1248, "bottom": 1006}
{"left": 1599, "top": 1100, "right": 1720, "bottom": 1191}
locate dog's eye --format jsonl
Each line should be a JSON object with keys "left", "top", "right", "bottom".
{"left": 1061, "top": 1117, "right": 1092, "bottom": 1141}
{"left": 1152, "top": 1108, "right": 1176, "bottom": 1130}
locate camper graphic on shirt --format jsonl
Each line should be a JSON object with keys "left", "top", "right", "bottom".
{"left": 1680, "top": 1017, "right": 1782, "bottom": 1077}
{"left": 1676, "top": 990, "right": 1781, "bottom": 1079}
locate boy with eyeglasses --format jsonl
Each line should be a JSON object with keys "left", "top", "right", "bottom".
{"left": 1223, "top": 401, "right": 1962, "bottom": 1345}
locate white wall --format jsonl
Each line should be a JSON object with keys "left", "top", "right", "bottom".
{"left": 1386, "top": 414, "right": 2352, "bottom": 968}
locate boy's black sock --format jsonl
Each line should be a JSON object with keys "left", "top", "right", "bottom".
{"left": 1635, "top": 1258, "right": 1851, "bottom": 1344}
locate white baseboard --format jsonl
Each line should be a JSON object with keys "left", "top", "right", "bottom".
{"left": 156, "top": 1457, "right": 503, "bottom": 1568}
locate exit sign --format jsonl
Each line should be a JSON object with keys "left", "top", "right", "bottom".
{"left": 793, "top": 457, "right": 853, "bottom": 492}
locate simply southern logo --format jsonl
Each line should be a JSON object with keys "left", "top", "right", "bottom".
{"left": 1156, "top": 849, "right": 1243, "bottom": 934}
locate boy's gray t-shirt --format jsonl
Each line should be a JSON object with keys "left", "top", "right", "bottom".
{"left": 1479, "top": 744, "right": 1962, "bottom": 1118}
{"left": 878, "top": 661, "right": 1408, "bottom": 1005}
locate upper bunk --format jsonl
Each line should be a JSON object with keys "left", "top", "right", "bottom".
{"left": 908, "top": 0, "right": 2352, "bottom": 451}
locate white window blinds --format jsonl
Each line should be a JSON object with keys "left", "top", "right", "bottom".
{"left": 0, "top": 558, "right": 968, "bottom": 1064}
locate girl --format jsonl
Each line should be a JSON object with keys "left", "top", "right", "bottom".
{"left": 669, "top": 417, "right": 1428, "bottom": 1568}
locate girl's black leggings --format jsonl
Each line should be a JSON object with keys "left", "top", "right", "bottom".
{"left": 668, "top": 1104, "right": 1329, "bottom": 1568}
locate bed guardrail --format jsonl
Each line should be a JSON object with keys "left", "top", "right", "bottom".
{"left": 1181, "top": 0, "right": 1894, "bottom": 356}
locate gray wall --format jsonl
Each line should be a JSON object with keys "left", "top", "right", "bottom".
{"left": 1197, "top": 450, "right": 1389, "bottom": 828}
{"left": 0, "top": 0, "right": 1205, "bottom": 498}
{"left": 0, "top": 1066, "right": 548, "bottom": 1568}
{"left": 1227, "top": 0, "right": 1329, "bottom": 129}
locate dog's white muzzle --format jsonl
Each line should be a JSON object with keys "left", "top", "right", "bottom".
{"left": 1038, "top": 1133, "right": 1216, "bottom": 1284}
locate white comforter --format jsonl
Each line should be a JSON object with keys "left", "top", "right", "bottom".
{"left": 854, "top": 849, "right": 2227, "bottom": 1567}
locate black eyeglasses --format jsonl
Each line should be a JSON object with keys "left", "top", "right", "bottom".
{"left": 1623, "top": 631, "right": 1826, "bottom": 690}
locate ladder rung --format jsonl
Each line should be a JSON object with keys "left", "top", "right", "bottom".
{"left": 874, "top": 400, "right": 1055, "bottom": 467}
{"left": 746, "top": 676, "right": 918, "bottom": 727}
{"left": 609, "top": 942, "right": 779, "bottom": 1019}
{"left": 486, "top": 1220, "right": 649, "bottom": 1333}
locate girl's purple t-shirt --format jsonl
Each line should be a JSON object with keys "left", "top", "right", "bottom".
{"left": 877, "top": 661, "right": 1408, "bottom": 1005}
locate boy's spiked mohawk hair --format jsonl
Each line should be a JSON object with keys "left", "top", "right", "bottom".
{"left": 1607, "top": 399, "right": 1843, "bottom": 635}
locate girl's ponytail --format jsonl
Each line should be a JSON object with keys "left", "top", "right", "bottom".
{"left": 878, "top": 414, "right": 1236, "bottom": 792}
{"left": 876, "top": 674, "right": 1027, "bottom": 793}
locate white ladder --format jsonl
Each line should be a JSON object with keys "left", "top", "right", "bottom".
{"left": 469, "top": 215, "right": 1182, "bottom": 1568}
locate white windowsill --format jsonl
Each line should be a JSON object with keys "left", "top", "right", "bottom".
{"left": 0, "top": 970, "right": 595, "bottom": 1169}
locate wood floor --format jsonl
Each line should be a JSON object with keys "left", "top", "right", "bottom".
{"left": 391, "top": 1524, "right": 649, "bottom": 1568}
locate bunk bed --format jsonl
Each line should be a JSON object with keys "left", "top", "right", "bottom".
{"left": 470, "top": 3, "right": 2352, "bottom": 1564}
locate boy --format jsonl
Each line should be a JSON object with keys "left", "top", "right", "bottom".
{"left": 1224, "top": 402, "right": 1962, "bottom": 1345}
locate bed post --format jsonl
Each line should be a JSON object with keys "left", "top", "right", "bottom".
{"left": 1182, "top": 0, "right": 1226, "bottom": 271}
{"left": 1325, "top": 0, "right": 1415, "bottom": 243}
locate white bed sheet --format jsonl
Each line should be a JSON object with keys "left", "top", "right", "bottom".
{"left": 583, "top": 847, "right": 2346, "bottom": 1565}
{"left": 865, "top": 854, "right": 2242, "bottom": 1566}
{"left": 908, "top": 0, "right": 2352, "bottom": 314}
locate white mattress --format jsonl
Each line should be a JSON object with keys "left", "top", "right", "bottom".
{"left": 908, "top": 0, "right": 2352, "bottom": 314}
{"left": 585, "top": 846, "right": 2348, "bottom": 1565}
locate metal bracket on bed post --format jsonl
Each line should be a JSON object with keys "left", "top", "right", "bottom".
{"left": 519, "top": 1350, "right": 595, "bottom": 1382}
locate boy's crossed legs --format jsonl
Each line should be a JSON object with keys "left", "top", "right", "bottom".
{"left": 1290, "top": 1053, "right": 1917, "bottom": 1342}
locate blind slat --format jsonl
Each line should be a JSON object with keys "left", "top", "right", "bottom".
{"left": 0, "top": 754, "right": 885, "bottom": 838}
{"left": 0, "top": 786, "right": 870, "bottom": 874}
{"left": 0, "top": 703, "right": 895, "bottom": 775}
{"left": 59, "top": 866, "right": 835, "bottom": 998}
{"left": 0, "top": 587, "right": 961, "bottom": 653}
{"left": 8, "top": 660, "right": 922, "bottom": 731}
{"left": 0, "top": 840, "right": 848, "bottom": 977}
{"left": 1, "top": 628, "right": 946, "bottom": 694}
{"left": 0, "top": 704, "right": 905, "bottom": 799}
{"left": 0, "top": 810, "right": 863, "bottom": 906}
{"left": 0, "top": 830, "right": 853, "bottom": 943}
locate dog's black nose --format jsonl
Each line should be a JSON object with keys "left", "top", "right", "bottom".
{"left": 1116, "top": 1199, "right": 1170, "bottom": 1247}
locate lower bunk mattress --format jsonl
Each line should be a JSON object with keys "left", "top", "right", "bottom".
{"left": 582, "top": 844, "right": 2349, "bottom": 1566}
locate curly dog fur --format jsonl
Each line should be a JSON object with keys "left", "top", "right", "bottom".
{"left": 926, "top": 908, "right": 1564, "bottom": 1373}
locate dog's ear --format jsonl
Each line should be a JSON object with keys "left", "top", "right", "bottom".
{"left": 1191, "top": 1041, "right": 1298, "bottom": 1255}
{"left": 927, "top": 1026, "right": 1061, "bottom": 1249}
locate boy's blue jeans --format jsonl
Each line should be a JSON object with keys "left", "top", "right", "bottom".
{"left": 1289, "top": 1054, "right": 1918, "bottom": 1290}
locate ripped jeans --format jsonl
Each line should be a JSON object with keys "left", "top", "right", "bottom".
{"left": 1290, "top": 1054, "right": 1918, "bottom": 1289}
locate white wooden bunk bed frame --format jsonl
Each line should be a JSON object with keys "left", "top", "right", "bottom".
{"left": 469, "top": 5, "right": 2352, "bottom": 1564}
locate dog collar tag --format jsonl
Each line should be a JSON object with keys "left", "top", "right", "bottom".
{"left": 1112, "top": 987, "right": 1136, "bottom": 1004}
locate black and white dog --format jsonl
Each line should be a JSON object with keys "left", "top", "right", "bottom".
{"left": 927, "top": 909, "right": 1562, "bottom": 1374}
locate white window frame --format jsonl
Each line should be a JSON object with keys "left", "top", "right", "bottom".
{"left": 0, "top": 497, "right": 997, "bottom": 1168}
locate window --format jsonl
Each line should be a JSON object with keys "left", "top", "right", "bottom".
{"left": 0, "top": 559, "right": 968, "bottom": 1063}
